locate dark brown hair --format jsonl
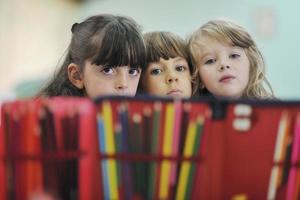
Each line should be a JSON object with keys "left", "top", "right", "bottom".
{"left": 38, "top": 14, "right": 146, "bottom": 97}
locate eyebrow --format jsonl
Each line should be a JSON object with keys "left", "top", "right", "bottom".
{"left": 200, "top": 52, "right": 212, "bottom": 60}
{"left": 173, "top": 57, "right": 186, "bottom": 62}
{"left": 232, "top": 46, "right": 244, "bottom": 50}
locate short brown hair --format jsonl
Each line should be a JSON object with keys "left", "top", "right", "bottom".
{"left": 139, "top": 31, "right": 198, "bottom": 95}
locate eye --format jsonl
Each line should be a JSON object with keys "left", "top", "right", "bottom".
{"left": 150, "top": 68, "right": 163, "bottom": 75}
{"left": 204, "top": 58, "right": 216, "bottom": 65}
{"left": 230, "top": 53, "right": 240, "bottom": 59}
{"left": 175, "top": 65, "right": 186, "bottom": 72}
{"left": 128, "top": 68, "right": 141, "bottom": 76}
{"left": 101, "top": 66, "right": 114, "bottom": 75}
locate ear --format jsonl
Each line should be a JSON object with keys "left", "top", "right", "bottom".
{"left": 68, "top": 63, "right": 84, "bottom": 89}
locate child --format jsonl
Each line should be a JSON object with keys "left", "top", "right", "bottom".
{"left": 38, "top": 14, "right": 146, "bottom": 98}
{"left": 188, "top": 19, "right": 274, "bottom": 99}
{"left": 138, "top": 31, "right": 197, "bottom": 98}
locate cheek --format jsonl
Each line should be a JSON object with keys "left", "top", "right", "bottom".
{"left": 143, "top": 75, "right": 158, "bottom": 91}
{"left": 147, "top": 79, "right": 160, "bottom": 92}
{"left": 182, "top": 73, "right": 192, "bottom": 84}
{"left": 128, "top": 78, "right": 140, "bottom": 91}
{"left": 84, "top": 77, "right": 114, "bottom": 97}
{"left": 184, "top": 79, "right": 192, "bottom": 94}
{"left": 198, "top": 68, "right": 209, "bottom": 82}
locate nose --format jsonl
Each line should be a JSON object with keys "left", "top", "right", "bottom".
{"left": 218, "top": 57, "right": 231, "bottom": 71}
{"left": 218, "top": 65, "right": 231, "bottom": 71}
{"left": 166, "top": 71, "right": 178, "bottom": 84}
{"left": 115, "top": 73, "right": 128, "bottom": 90}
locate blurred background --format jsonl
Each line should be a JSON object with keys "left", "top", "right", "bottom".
{"left": 0, "top": 0, "right": 299, "bottom": 101}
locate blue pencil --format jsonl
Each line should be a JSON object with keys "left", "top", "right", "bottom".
{"left": 97, "top": 114, "right": 110, "bottom": 200}
{"left": 119, "top": 104, "right": 133, "bottom": 199}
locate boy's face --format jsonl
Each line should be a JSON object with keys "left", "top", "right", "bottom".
{"left": 196, "top": 37, "right": 250, "bottom": 98}
{"left": 81, "top": 61, "right": 141, "bottom": 98}
{"left": 142, "top": 57, "right": 192, "bottom": 98}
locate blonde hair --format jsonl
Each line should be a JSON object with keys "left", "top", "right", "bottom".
{"left": 139, "top": 31, "right": 198, "bottom": 95}
{"left": 188, "top": 19, "right": 274, "bottom": 98}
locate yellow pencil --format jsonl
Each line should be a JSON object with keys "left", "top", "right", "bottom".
{"left": 102, "top": 100, "right": 119, "bottom": 200}
{"left": 159, "top": 103, "right": 175, "bottom": 199}
{"left": 175, "top": 120, "right": 197, "bottom": 200}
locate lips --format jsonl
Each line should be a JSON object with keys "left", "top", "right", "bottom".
{"left": 219, "top": 75, "right": 235, "bottom": 83}
{"left": 167, "top": 89, "right": 182, "bottom": 96}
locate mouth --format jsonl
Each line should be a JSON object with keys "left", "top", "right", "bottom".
{"left": 166, "top": 89, "right": 182, "bottom": 96}
{"left": 219, "top": 75, "right": 236, "bottom": 83}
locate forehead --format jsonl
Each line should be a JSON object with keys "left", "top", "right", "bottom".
{"left": 199, "top": 35, "right": 232, "bottom": 48}
{"left": 158, "top": 56, "right": 186, "bottom": 63}
{"left": 195, "top": 36, "right": 234, "bottom": 56}
{"left": 147, "top": 56, "right": 187, "bottom": 67}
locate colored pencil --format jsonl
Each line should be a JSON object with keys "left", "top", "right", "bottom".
{"left": 97, "top": 113, "right": 110, "bottom": 200}
{"left": 148, "top": 102, "right": 162, "bottom": 200}
{"left": 186, "top": 116, "right": 204, "bottom": 199}
{"left": 102, "top": 101, "right": 119, "bottom": 200}
{"left": 175, "top": 120, "right": 197, "bottom": 200}
{"left": 267, "top": 111, "right": 290, "bottom": 200}
{"left": 286, "top": 114, "right": 300, "bottom": 200}
{"left": 159, "top": 103, "right": 175, "bottom": 199}
{"left": 118, "top": 103, "right": 133, "bottom": 200}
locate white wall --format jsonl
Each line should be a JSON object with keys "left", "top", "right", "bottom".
{"left": 0, "top": 0, "right": 299, "bottom": 99}
{"left": 0, "top": 0, "right": 80, "bottom": 98}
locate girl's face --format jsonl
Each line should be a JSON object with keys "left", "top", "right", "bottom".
{"left": 142, "top": 57, "right": 192, "bottom": 98}
{"left": 197, "top": 37, "right": 250, "bottom": 98}
{"left": 82, "top": 61, "right": 141, "bottom": 98}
